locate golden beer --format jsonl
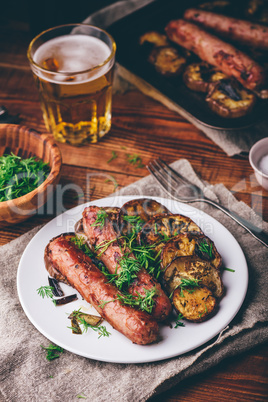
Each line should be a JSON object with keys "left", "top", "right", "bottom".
{"left": 27, "top": 25, "right": 116, "bottom": 146}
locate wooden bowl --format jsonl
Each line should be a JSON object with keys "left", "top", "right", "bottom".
{"left": 0, "top": 124, "right": 62, "bottom": 226}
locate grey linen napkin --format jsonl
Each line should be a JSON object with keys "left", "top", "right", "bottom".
{"left": 83, "top": 0, "right": 268, "bottom": 157}
{"left": 0, "top": 159, "right": 267, "bottom": 402}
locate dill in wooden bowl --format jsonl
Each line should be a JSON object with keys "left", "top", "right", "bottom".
{"left": 0, "top": 124, "right": 62, "bottom": 226}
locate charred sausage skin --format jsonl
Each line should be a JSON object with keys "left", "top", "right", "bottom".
{"left": 184, "top": 8, "right": 268, "bottom": 51}
{"left": 165, "top": 19, "right": 265, "bottom": 90}
{"left": 45, "top": 235, "right": 159, "bottom": 345}
{"left": 82, "top": 206, "right": 172, "bottom": 322}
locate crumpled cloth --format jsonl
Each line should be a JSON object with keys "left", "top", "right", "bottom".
{"left": 83, "top": 0, "right": 268, "bottom": 157}
{"left": 0, "top": 159, "right": 267, "bottom": 402}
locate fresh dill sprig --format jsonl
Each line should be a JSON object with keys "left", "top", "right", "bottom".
{"left": 107, "top": 150, "right": 118, "bottom": 163}
{"left": 90, "top": 209, "right": 108, "bottom": 228}
{"left": 41, "top": 344, "right": 64, "bottom": 360}
{"left": 0, "top": 153, "right": 50, "bottom": 202}
{"left": 37, "top": 286, "right": 56, "bottom": 305}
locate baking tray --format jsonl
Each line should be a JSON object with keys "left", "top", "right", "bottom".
{"left": 108, "top": 0, "right": 267, "bottom": 130}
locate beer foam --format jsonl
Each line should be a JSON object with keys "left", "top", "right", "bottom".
{"left": 33, "top": 35, "right": 112, "bottom": 83}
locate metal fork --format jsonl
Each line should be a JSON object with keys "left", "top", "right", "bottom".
{"left": 147, "top": 158, "right": 268, "bottom": 248}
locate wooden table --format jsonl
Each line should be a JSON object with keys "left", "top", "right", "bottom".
{"left": 0, "top": 19, "right": 267, "bottom": 402}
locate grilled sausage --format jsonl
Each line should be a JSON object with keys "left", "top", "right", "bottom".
{"left": 165, "top": 19, "right": 265, "bottom": 90}
{"left": 45, "top": 234, "right": 159, "bottom": 345}
{"left": 184, "top": 8, "right": 268, "bottom": 50}
{"left": 82, "top": 206, "right": 172, "bottom": 322}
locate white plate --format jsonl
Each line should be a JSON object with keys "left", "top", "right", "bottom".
{"left": 17, "top": 195, "right": 248, "bottom": 364}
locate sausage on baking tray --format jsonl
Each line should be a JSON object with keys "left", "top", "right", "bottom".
{"left": 82, "top": 206, "right": 172, "bottom": 322}
{"left": 165, "top": 19, "right": 266, "bottom": 90}
{"left": 184, "top": 8, "right": 268, "bottom": 51}
{"left": 45, "top": 234, "right": 159, "bottom": 345}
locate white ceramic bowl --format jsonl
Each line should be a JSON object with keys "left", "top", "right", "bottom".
{"left": 249, "top": 137, "right": 268, "bottom": 191}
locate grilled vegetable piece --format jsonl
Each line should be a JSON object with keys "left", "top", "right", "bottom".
{"left": 148, "top": 46, "right": 187, "bottom": 76}
{"left": 118, "top": 198, "right": 170, "bottom": 236}
{"left": 139, "top": 31, "right": 169, "bottom": 47}
{"left": 161, "top": 233, "right": 222, "bottom": 271}
{"left": 206, "top": 79, "right": 256, "bottom": 118}
{"left": 48, "top": 277, "right": 64, "bottom": 297}
{"left": 163, "top": 256, "right": 224, "bottom": 298}
{"left": 172, "top": 285, "right": 217, "bottom": 322}
{"left": 138, "top": 213, "right": 202, "bottom": 254}
{"left": 68, "top": 311, "right": 103, "bottom": 327}
{"left": 183, "top": 62, "right": 229, "bottom": 92}
{"left": 54, "top": 294, "right": 78, "bottom": 305}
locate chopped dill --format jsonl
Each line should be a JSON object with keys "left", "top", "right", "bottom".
{"left": 179, "top": 278, "right": 200, "bottom": 297}
{"left": 71, "top": 235, "right": 93, "bottom": 258}
{"left": 223, "top": 267, "right": 235, "bottom": 272}
{"left": 174, "top": 313, "right": 185, "bottom": 328}
{"left": 41, "top": 344, "right": 64, "bottom": 361}
{"left": 0, "top": 153, "right": 50, "bottom": 201}
{"left": 126, "top": 153, "right": 144, "bottom": 168}
{"left": 107, "top": 150, "right": 118, "bottom": 163}
{"left": 115, "top": 256, "right": 141, "bottom": 289}
{"left": 117, "top": 287, "right": 157, "bottom": 314}
{"left": 90, "top": 209, "right": 108, "bottom": 228}
{"left": 104, "top": 177, "right": 119, "bottom": 192}
{"left": 197, "top": 239, "right": 214, "bottom": 259}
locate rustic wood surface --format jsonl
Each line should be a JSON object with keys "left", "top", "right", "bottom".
{"left": 0, "top": 19, "right": 267, "bottom": 401}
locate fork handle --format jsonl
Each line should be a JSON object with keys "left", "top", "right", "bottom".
{"left": 202, "top": 198, "right": 268, "bottom": 248}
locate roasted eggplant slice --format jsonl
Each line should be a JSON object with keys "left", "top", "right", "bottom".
{"left": 206, "top": 79, "right": 256, "bottom": 118}
{"left": 163, "top": 256, "right": 224, "bottom": 298}
{"left": 148, "top": 46, "right": 187, "bottom": 76}
{"left": 161, "top": 233, "right": 222, "bottom": 271}
{"left": 139, "top": 31, "right": 169, "bottom": 47}
{"left": 118, "top": 198, "right": 170, "bottom": 236}
{"left": 183, "top": 62, "right": 229, "bottom": 92}
{"left": 138, "top": 214, "right": 202, "bottom": 254}
{"left": 172, "top": 285, "right": 217, "bottom": 322}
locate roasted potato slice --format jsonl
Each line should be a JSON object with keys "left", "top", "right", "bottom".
{"left": 118, "top": 198, "right": 170, "bottom": 236}
{"left": 183, "top": 62, "right": 229, "bottom": 92}
{"left": 138, "top": 214, "right": 202, "bottom": 254}
{"left": 161, "top": 232, "right": 222, "bottom": 271}
{"left": 173, "top": 285, "right": 217, "bottom": 322}
{"left": 206, "top": 79, "right": 256, "bottom": 118}
{"left": 139, "top": 31, "right": 170, "bottom": 47}
{"left": 164, "top": 256, "right": 224, "bottom": 298}
{"left": 148, "top": 46, "right": 187, "bottom": 76}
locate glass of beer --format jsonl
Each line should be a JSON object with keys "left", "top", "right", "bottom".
{"left": 27, "top": 24, "right": 116, "bottom": 146}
